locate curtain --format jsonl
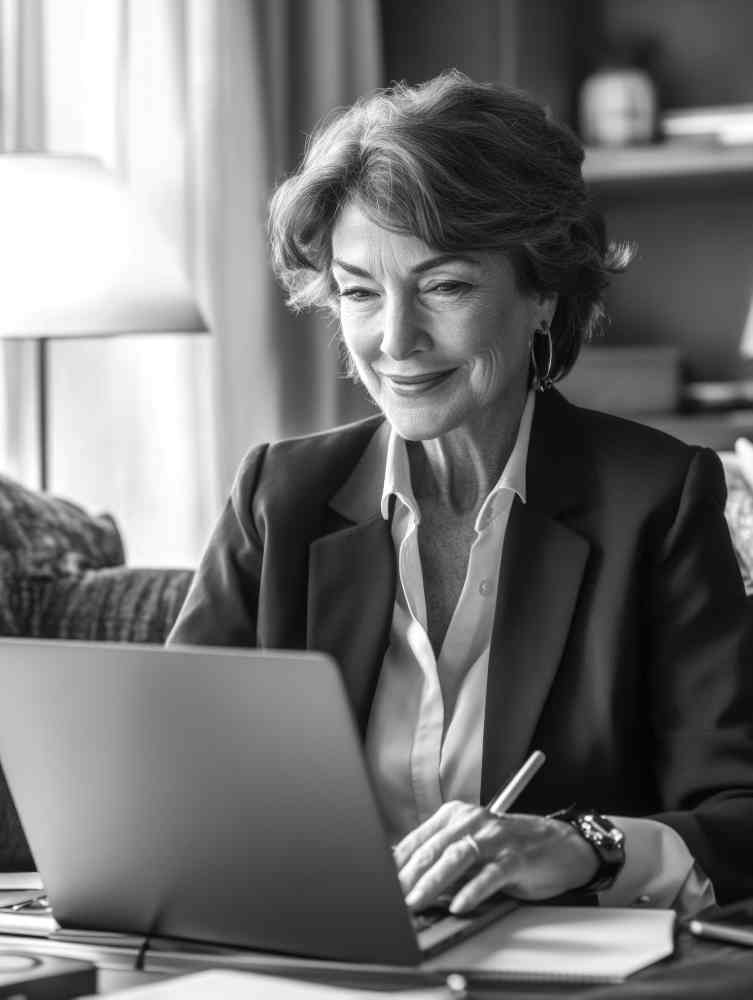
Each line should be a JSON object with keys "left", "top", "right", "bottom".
{"left": 191, "top": 0, "right": 382, "bottom": 491}
{"left": 0, "top": 0, "right": 46, "bottom": 487}
{"left": 0, "top": 0, "right": 382, "bottom": 565}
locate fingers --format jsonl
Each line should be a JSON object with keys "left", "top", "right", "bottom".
{"left": 393, "top": 801, "right": 464, "bottom": 870}
{"left": 449, "top": 857, "right": 512, "bottom": 914}
{"left": 398, "top": 805, "right": 504, "bottom": 911}
{"left": 404, "top": 829, "right": 487, "bottom": 911}
{"left": 397, "top": 804, "right": 479, "bottom": 895}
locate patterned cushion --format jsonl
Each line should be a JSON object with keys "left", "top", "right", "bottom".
{"left": 0, "top": 474, "right": 124, "bottom": 576}
{"left": 34, "top": 566, "right": 194, "bottom": 643}
{"left": 0, "top": 474, "right": 125, "bottom": 637}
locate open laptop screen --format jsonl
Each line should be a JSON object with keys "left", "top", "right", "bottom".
{"left": 0, "top": 640, "right": 422, "bottom": 965}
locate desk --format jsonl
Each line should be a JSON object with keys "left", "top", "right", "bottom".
{"left": 148, "top": 933, "right": 753, "bottom": 1000}
{"left": 0, "top": 925, "right": 752, "bottom": 998}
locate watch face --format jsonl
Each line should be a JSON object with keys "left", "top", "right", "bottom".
{"left": 580, "top": 812, "right": 626, "bottom": 852}
{"left": 549, "top": 807, "right": 626, "bottom": 892}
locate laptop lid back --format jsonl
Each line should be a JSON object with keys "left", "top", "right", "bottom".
{"left": 0, "top": 640, "right": 420, "bottom": 965}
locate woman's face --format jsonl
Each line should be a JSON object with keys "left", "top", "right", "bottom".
{"left": 331, "top": 202, "right": 549, "bottom": 441}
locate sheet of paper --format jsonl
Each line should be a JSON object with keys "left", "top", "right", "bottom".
{"left": 80, "top": 969, "right": 446, "bottom": 999}
{"left": 0, "top": 872, "right": 43, "bottom": 891}
{"left": 427, "top": 905, "right": 676, "bottom": 982}
{"left": 0, "top": 908, "right": 58, "bottom": 937}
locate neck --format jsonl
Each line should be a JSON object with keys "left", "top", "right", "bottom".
{"left": 408, "top": 386, "right": 528, "bottom": 515}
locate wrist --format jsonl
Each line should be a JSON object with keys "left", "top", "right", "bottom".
{"left": 559, "top": 820, "right": 600, "bottom": 876}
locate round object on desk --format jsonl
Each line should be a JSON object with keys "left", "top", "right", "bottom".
{"left": 446, "top": 972, "right": 468, "bottom": 996}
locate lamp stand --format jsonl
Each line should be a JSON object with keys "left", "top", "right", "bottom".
{"left": 37, "top": 337, "right": 48, "bottom": 492}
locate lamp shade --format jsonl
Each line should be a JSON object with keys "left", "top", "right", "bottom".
{"left": 0, "top": 155, "right": 207, "bottom": 337}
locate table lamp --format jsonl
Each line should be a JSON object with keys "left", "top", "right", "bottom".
{"left": 0, "top": 154, "right": 208, "bottom": 490}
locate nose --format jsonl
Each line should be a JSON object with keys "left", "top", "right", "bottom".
{"left": 380, "top": 294, "right": 428, "bottom": 361}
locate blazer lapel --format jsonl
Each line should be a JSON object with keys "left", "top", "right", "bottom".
{"left": 480, "top": 498, "right": 590, "bottom": 800}
{"left": 481, "top": 390, "right": 592, "bottom": 800}
{"left": 307, "top": 515, "right": 396, "bottom": 736}
{"left": 306, "top": 420, "right": 396, "bottom": 736}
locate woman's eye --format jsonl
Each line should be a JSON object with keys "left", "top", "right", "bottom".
{"left": 424, "top": 281, "right": 470, "bottom": 296}
{"left": 338, "top": 287, "right": 377, "bottom": 302}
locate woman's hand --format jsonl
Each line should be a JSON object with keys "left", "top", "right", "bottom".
{"left": 394, "top": 801, "right": 599, "bottom": 914}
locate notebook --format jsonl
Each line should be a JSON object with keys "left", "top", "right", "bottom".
{"left": 428, "top": 905, "right": 676, "bottom": 983}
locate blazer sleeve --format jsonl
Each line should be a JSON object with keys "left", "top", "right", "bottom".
{"left": 166, "top": 444, "right": 269, "bottom": 648}
{"left": 647, "top": 447, "right": 753, "bottom": 903}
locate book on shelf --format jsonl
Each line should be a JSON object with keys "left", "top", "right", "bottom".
{"left": 662, "top": 104, "right": 753, "bottom": 146}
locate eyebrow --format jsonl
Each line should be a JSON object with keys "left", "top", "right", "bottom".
{"left": 331, "top": 253, "right": 481, "bottom": 277}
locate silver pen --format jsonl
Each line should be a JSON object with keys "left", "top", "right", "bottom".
{"left": 487, "top": 749, "right": 546, "bottom": 815}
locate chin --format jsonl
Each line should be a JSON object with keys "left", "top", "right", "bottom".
{"left": 383, "top": 406, "right": 465, "bottom": 441}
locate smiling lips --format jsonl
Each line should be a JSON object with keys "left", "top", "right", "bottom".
{"left": 381, "top": 369, "right": 457, "bottom": 395}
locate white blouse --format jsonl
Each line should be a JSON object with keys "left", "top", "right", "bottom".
{"left": 365, "top": 393, "right": 532, "bottom": 832}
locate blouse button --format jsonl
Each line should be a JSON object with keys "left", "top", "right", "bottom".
{"left": 479, "top": 579, "right": 493, "bottom": 596}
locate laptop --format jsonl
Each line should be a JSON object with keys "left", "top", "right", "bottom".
{"left": 0, "top": 640, "right": 516, "bottom": 966}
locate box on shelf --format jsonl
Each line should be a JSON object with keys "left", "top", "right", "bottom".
{"left": 558, "top": 345, "right": 680, "bottom": 416}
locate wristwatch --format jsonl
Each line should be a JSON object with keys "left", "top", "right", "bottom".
{"left": 550, "top": 805, "right": 626, "bottom": 893}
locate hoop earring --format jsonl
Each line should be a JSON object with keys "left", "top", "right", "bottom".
{"left": 530, "top": 321, "right": 554, "bottom": 392}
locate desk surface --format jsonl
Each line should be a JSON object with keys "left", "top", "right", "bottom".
{"left": 0, "top": 925, "right": 751, "bottom": 998}
{"left": 571, "top": 931, "right": 753, "bottom": 1000}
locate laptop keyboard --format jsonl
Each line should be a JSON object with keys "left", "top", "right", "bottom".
{"left": 410, "top": 891, "right": 458, "bottom": 931}
{"left": 411, "top": 904, "right": 451, "bottom": 933}
{"left": 411, "top": 891, "right": 517, "bottom": 932}
{"left": 410, "top": 892, "right": 519, "bottom": 959}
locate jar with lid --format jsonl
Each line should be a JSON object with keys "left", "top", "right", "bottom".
{"left": 579, "top": 45, "right": 658, "bottom": 147}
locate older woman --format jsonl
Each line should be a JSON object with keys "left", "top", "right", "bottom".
{"left": 168, "top": 72, "right": 753, "bottom": 917}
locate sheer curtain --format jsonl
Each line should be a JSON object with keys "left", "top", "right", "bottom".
{"left": 190, "top": 0, "right": 382, "bottom": 490}
{"left": 0, "top": 0, "right": 381, "bottom": 565}
{"left": 0, "top": 0, "right": 46, "bottom": 488}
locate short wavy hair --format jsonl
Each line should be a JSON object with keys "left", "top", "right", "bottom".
{"left": 268, "top": 70, "right": 633, "bottom": 384}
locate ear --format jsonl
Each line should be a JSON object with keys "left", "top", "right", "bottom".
{"left": 537, "top": 291, "right": 558, "bottom": 327}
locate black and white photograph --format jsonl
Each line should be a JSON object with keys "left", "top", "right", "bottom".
{"left": 1, "top": 2, "right": 753, "bottom": 996}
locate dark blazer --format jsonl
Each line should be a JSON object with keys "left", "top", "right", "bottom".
{"left": 169, "top": 389, "right": 753, "bottom": 903}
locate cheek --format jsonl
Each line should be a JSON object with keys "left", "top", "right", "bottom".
{"left": 339, "top": 325, "right": 379, "bottom": 388}
{"left": 339, "top": 313, "right": 376, "bottom": 361}
{"left": 469, "top": 335, "right": 528, "bottom": 393}
{"left": 470, "top": 343, "right": 504, "bottom": 385}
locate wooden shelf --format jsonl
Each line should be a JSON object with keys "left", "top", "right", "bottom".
{"left": 583, "top": 143, "right": 753, "bottom": 186}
